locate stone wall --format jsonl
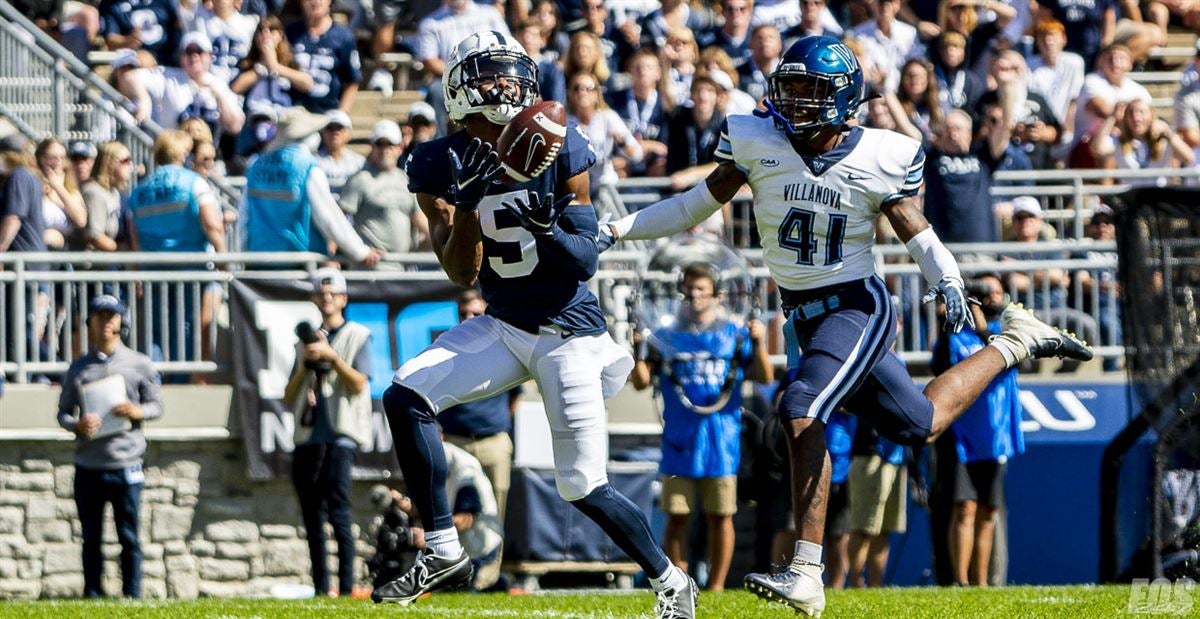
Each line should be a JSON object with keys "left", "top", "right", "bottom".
{"left": 0, "top": 438, "right": 386, "bottom": 599}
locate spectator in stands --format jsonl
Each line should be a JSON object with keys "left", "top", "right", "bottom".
{"left": 1091, "top": 99, "right": 1195, "bottom": 181}
{"left": 783, "top": 0, "right": 842, "bottom": 43}
{"left": 530, "top": 0, "right": 570, "bottom": 61}
{"left": 640, "top": 0, "right": 714, "bottom": 51}
{"left": 443, "top": 437, "right": 505, "bottom": 591}
{"left": 1027, "top": 18, "right": 1086, "bottom": 145}
{"left": 574, "top": 0, "right": 636, "bottom": 80}
{"left": 242, "top": 108, "right": 380, "bottom": 266}
{"left": 565, "top": 31, "right": 613, "bottom": 91}
{"left": 698, "top": 0, "right": 755, "bottom": 70}
{"left": 1037, "top": 0, "right": 1161, "bottom": 68}
{"left": 850, "top": 0, "right": 923, "bottom": 94}
{"left": 338, "top": 120, "right": 427, "bottom": 254}
{"left": 1174, "top": 42, "right": 1200, "bottom": 167}
{"left": 99, "top": 0, "right": 182, "bottom": 66}
{"left": 738, "top": 24, "right": 782, "bottom": 102}
{"left": 661, "top": 27, "right": 700, "bottom": 110}
{"left": 189, "top": 0, "right": 258, "bottom": 84}
{"left": 0, "top": 135, "right": 46, "bottom": 256}
{"left": 666, "top": 71, "right": 728, "bottom": 176}
{"left": 566, "top": 72, "right": 643, "bottom": 193}
{"left": 365, "top": 0, "right": 408, "bottom": 96}
{"left": 178, "top": 116, "right": 214, "bottom": 152}
{"left": 610, "top": 48, "right": 670, "bottom": 177}
{"left": 933, "top": 274, "right": 1023, "bottom": 587}
{"left": 697, "top": 49, "right": 759, "bottom": 115}
{"left": 515, "top": 18, "right": 566, "bottom": 106}
{"left": 231, "top": 16, "right": 315, "bottom": 112}
{"left": 119, "top": 31, "right": 246, "bottom": 141}
{"left": 1074, "top": 203, "right": 1121, "bottom": 371}
{"left": 68, "top": 141, "right": 96, "bottom": 185}
{"left": 287, "top": 0, "right": 362, "bottom": 113}
{"left": 35, "top": 137, "right": 87, "bottom": 251}
{"left": 316, "top": 111, "right": 365, "bottom": 198}
{"left": 933, "top": 32, "right": 985, "bottom": 114}
{"left": 415, "top": 0, "right": 509, "bottom": 133}
{"left": 284, "top": 268, "right": 374, "bottom": 597}
{"left": 846, "top": 412, "right": 908, "bottom": 588}
{"left": 58, "top": 294, "right": 162, "bottom": 599}
{"left": 189, "top": 138, "right": 223, "bottom": 184}
{"left": 629, "top": 262, "right": 772, "bottom": 591}
{"left": 889, "top": 58, "right": 944, "bottom": 142}
{"left": 1070, "top": 44, "right": 1152, "bottom": 168}
{"left": 129, "top": 131, "right": 224, "bottom": 255}
{"left": 398, "top": 102, "right": 438, "bottom": 170}
{"left": 931, "top": 0, "right": 1014, "bottom": 81}
{"left": 823, "top": 410, "right": 857, "bottom": 589}
{"left": 988, "top": 51, "right": 1061, "bottom": 171}
{"left": 81, "top": 142, "right": 133, "bottom": 252}
{"left": 923, "top": 107, "right": 1010, "bottom": 243}
{"left": 842, "top": 37, "right": 887, "bottom": 98}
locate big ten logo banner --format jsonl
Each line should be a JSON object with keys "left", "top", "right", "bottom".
{"left": 229, "top": 277, "right": 463, "bottom": 479}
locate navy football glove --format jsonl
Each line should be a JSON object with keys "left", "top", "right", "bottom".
{"left": 921, "top": 276, "right": 976, "bottom": 333}
{"left": 502, "top": 191, "right": 574, "bottom": 235}
{"left": 448, "top": 138, "right": 505, "bottom": 213}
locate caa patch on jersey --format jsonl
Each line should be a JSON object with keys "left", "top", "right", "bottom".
{"left": 497, "top": 100, "right": 568, "bottom": 184}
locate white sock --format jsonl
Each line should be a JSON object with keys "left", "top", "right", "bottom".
{"left": 794, "top": 540, "right": 823, "bottom": 567}
{"left": 649, "top": 565, "right": 687, "bottom": 592}
{"left": 424, "top": 528, "right": 463, "bottom": 558}
{"left": 987, "top": 336, "right": 1022, "bottom": 369}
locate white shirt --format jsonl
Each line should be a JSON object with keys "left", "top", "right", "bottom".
{"left": 850, "top": 19, "right": 923, "bottom": 94}
{"left": 416, "top": 3, "right": 509, "bottom": 63}
{"left": 138, "top": 66, "right": 238, "bottom": 131}
{"left": 317, "top": 149, "right": 366, "bottom": 196}
{"left": 571, "top": 109, "right": 643, "bottom": 187}
{"left": 189, "top": 8, "right": 258, "bottom": 85}
{"left": 1108, "top": 135, "right": 1172, "bottom": 186}
{"left": 444, "top": 442, "right": 503, "bottom": 560}
{"left": 1027, "top": 51, "right": 1086, "bottom": 126}
{"left": 1073, "top": 73, "right": 1152, "bottom": 144}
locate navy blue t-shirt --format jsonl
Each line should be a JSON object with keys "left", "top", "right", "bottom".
{"left": 1041, "top": 0, "right": 1114, "bottom": 64}
{"left": 0, "top": 167, "right": 47, "bottom": 255}
{"left": 100, "top": 0, "right": 181, "bottom": 66}
{"left": 696, "top": 28, "right": 752, "bottom": 68}
{"left": 923, "top": 143, "right": 999, "bottom": 243}
{"left": 439, "top": 387, "right": 521, "bottom": 438}
{"left": 406, "top": 125, "right": 605, "bottom": 336}
{"left": 286, "top": 22, "right": 362, "bottom": 113}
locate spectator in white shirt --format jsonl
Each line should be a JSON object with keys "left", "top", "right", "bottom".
{"left": 1090, "top": 99, "right": 1194, "bottom": 182}
{"left": 317, "top": 109, "right": 366, "bottom": 198}
{"left": 416, "top": 0, "right": 509, "bottom": 133}
{"left": 188, "top": 0, "right": 258, "bottom": 84}
{"left": 1174, "top": 44, "right": 1200, "bottom": 169}
{"left": 566, "top": 72, "right": 643, "bottom": 193}
{"left": 851, "top": 0, "right": 924, "bottom": 94}
{"left": 1069, "top": 43, "right": 1151, "bottom": 167}
{"left": 1027, "top": 18, "right": 1085, "bottom": 136}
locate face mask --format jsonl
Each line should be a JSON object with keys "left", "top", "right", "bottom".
{"left": 254, "top": 121, "right": 276, "bottom": 144}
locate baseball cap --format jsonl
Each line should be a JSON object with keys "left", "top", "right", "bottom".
{"left": 180, "top": 31, "right": 213, "bottom": 54}
{"left": 88, "top": 294, "right": 126, "bottom": 316}
{"left": 1012, "top": 196, "right": 1043, "bottom": 218}
{"left": 406, "top": 101, "right": 436, "bottom": 125}
{"left": 0, "top": 133, "right": 28, "bottom": 153}
{"left": 69, "top": 140, "right": 97, "bottom": 159}
{"left": 324, "top": 109, "right": 352, "bottom": 129}
{"left": 1092, "top": 203, "right": 1114, "bottom": 222}
{"left": 370, "top": 120, "right": 402, "bottom": 145}
{"left": 311, "top": 267, "right": 348, "bottom": 294}
{"left": 112, "top": 48, "right": 141, "bottom": 70}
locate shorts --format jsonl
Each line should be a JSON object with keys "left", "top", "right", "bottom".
{"left": 848, "top": 454, "right": 906, "bottom": 536}
{"left": 825, "top": 481, "right": 850, "bottom": 539}
{"left": 954, "top": 459, "right": 1006, "bottom": 507}
{"left": 660, "top": 475, "right": 737, "bottom": 516}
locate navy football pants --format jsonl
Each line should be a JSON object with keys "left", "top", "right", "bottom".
{"left": 780, "top": 276, "right": 934, "bottom": 446}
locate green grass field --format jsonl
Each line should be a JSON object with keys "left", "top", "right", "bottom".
{"left": 0, "top": 585, "right": 1141, "bottom": 618}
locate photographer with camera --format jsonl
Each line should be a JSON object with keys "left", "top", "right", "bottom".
{"left": 284, "top": 268, "right": 373, "bottom": 597}
{"left": 367, "top": 485, "right": 425, "bottom": 588}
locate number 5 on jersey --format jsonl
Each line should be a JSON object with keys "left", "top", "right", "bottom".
{"left": 779, "top": 208, "right": 848, "bottom": 266}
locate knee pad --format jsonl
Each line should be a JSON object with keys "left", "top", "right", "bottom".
{"left": 382, "top": 383, "right": 435, "bottom": 423}
{"left": 556, "top": 470, "right": 607, "bottom": 503}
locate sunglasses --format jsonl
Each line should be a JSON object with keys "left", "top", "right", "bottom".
{"left": 571, "top": 84, "right": 598, "bottom": 92}
{"left": 184, "top": 46, "right": 207, "bottom": 56}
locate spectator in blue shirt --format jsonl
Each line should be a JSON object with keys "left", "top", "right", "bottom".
{"left": 923, "top": 105, "right": 1011, "bottom": 243}
{"left": 932, "top": 273, "right": 1024, "bottom": 587}
{"left": 286, "top": 0, "right": 362, "bottom": 113}
{"left": 697, "top": 0, "right": 754, "bottom": 70}
{"left": 630, "top": 262, "right": 773, "bottom": 591}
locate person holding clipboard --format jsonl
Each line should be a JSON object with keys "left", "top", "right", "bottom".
{"left": 57, "top": 294, "right": 163, "bottom": 599}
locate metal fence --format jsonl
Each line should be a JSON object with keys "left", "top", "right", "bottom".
{"left": 0, "top": 244, "right": 1120, "bottom": 382}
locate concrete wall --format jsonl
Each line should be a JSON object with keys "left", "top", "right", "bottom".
{"left": 0, "top": 437, "right": 385, "bottom": 599}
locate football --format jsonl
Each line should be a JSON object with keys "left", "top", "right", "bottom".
{"left": 496, "top": 100, "right": 568, "bottom": 184}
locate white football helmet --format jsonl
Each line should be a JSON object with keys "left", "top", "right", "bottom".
{"left": 443, "top": 31, "right": 539, "bottom": 125}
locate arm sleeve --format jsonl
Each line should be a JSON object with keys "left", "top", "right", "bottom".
{"left": 609, "top": 180, "right": 724, "bottom": 241}
{"left": 137, "top": 364, "right": 164, "bottom": 421}
{"left": 307, "top": 166, "right": 370, "bottom": 261}
{"left": 905, "top": 226, "right": 963, "bottom": 287}
{"left": 537, "top": 203, "right": 599, "bottom": 281}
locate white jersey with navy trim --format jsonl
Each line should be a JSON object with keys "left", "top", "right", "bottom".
{"left": 715, "top": 115, "right": 924, "bottom": 290}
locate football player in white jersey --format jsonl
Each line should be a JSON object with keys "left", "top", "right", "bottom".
{"left": 598, "top": 35, "right": 1093, "bottom": 616}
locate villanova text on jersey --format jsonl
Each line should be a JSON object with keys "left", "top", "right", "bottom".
{"left": 783, "top": 183, "right": 843, "bottom": 210}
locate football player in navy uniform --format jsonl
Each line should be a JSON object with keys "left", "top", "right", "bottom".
{"left": 372, "top": 32, "right": 698, "bottom": 619}
{"left": 599, "top": 36, "right": 1094, "bottom": 616}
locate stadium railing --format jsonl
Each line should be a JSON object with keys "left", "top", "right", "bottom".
{"left": 0, "top": 0, "right": 242, "bottom": 211}
{"left": 0, "top": 243, "right": 1118, "bottom": 382}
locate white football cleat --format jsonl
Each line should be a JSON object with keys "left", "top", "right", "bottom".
{"left": 744, "top": 560, "right": 825, "bottom": 617}
{"left": 991, "top": 303, "right": 1094, "bottom": 363}
{"left": 654, "top": 570, "right": 698, "bottom": 619}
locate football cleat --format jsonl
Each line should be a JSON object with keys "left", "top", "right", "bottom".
{"left": 370, "top": 550, "right": 472, "bottom": 605}
{"left": 991, "top": 303, "right": 1095, "bottom": 363}
{"left": 745, "top": 560, "right": 825, "bottom": 617}
{"left": 654, "top": 571, "right": 698, "bottom": 619}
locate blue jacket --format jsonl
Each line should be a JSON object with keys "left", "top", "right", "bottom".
{"left": 129, "top": 165, "right": 206, "bottom": 252}
{"left": 245, "top": 145, "right": 326, "bottom": 253}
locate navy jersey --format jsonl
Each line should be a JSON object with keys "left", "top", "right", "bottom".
{"left": 406, "top": 125, "right": 603, "bottom": 336}
{"left": 100, "top": 0, "right": 181, "bottom": 66}
{"left": 285, "top": 22, "right": 362, "bottom": 113}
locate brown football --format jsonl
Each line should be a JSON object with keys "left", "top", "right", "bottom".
{"left": 496, "top": 100, "right": 568, "bottom": 184}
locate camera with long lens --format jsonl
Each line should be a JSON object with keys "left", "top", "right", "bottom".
{"left": 295, "top": 321, "right": 332, "bottom": 373}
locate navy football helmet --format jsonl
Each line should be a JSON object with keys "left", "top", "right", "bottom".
{"left": 762, "top": 36, "right": 864, "bottom": 140}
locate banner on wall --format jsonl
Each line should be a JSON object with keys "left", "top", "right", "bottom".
{"left": 229, "top": 276, "right": 463, "bottom": 480}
